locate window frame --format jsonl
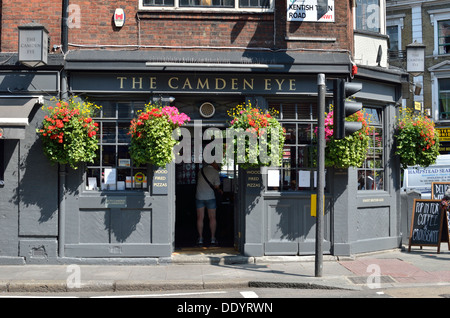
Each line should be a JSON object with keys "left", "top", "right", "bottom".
{"left": 265, "top": 101, "right": 320, "bottom": 193}
{"left": 139, "top": 0, "right": 274, "bottom": 13}
{"left": 438, "top": 78, "right": 450, "bottom": 121}
{"left": 84, "top": 100, "right": 150, "bottom": 192}
{"left": 357, "top": 106, "right": 385, "bottom": 192}
{"left": 386, "top": 15, "right": 404, "bottom": 59}
{"left": 354, "top": 0, "right": 384, "bottom": 34}
{"left": 429, "top": 8, "right": 450, "bottom": 56}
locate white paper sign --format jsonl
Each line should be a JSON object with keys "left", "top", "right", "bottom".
{"left": 268, "top": 170, "right": 280, "bottom": 187}
{"left": 287, "top": 0, "right": 335, "bottom": 22}
{"left": 298, "top": 170, "right": 311, "bottom": 187}
{"left": 104, "top": 168, "right": 116, "bottom": 185}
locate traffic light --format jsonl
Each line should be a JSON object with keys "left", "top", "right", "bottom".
{"left": 333, "top": 78, "right": 363, "bottom": 140}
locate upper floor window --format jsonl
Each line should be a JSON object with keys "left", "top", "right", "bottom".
{"left": 386, "top": 15, "right": 404, "bottom": 59}
{"left": 140, "top": 0, "right": 272, "bottom": 11}
{"left": 438, "top": 20, "right": 450, "bottom": 55}
{"left": 355, "top": 0, "right": 380, "bottom": 33}
{"left": 429, "top": 9, "right": 450, "bottom": 56}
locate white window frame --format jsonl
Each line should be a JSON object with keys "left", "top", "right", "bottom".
{"left": 386, "top": 15, "right": 404, "bottom": 57}
{"left": 430, "top": 63, "right": 450, "bottom": 123}
{"left": 428, "top": 8, "right": 450, "bottom": 56}
{"left": 139, "top": 0, "right": 274, "bottom": 13}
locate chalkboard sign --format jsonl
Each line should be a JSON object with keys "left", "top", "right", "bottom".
{"left": 431, "top": 182, "right": 450, "bottom": 200}
{"left": 408, "top": 199, "right": 446, "bottom": 253}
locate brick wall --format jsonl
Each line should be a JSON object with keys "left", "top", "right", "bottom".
{"left": 0, "top": 0, "right": 62, "bottom": 52}
{"left": 1, "top": 0, "right": 354, "bottom": 54}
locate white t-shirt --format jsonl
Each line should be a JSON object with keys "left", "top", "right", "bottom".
{"left": 196, "top": 165, "right": 221, "bottom": 200}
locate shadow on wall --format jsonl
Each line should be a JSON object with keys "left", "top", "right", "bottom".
{"left": 10, "top": 138, "right": 59, "bottom": 224}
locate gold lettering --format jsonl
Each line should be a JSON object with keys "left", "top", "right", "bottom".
{"left": 264, "top": 78, "right": 272, "bottom": 91}
{"left": 149, "top": 77, "right": 156, "bottom": 89}
{"left": 243, "top": 78, "right": 254, "bottom": 90}
{"left": 231, "top": 78, "right": 238, "bottom": 90}
{"left": 182, "top": 78, "right": 192, "bottom": 90}
{"left": 289, "top": 79, "right": 296, "bottom": 91}
{"left": 215, "top": 78, "right": 226, "bottom": 90}
{"left": 168, "top": 77, "right": 179, "bottom": 89}
{"left": 132, "top": 77, "right": 143, "bottom": 89}
{"left": 117, "top": 77, "right": 127, "bottom": 89}
{"left": 275, "top": 79, "right": 285, "bottom": 90}
{"left": 197, "top": 78, "right": 209, "bottom": 90}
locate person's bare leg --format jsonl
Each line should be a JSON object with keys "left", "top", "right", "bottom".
{"left": 208, "top": 209, "right": 217, "bottom": 243}
{"left": 196, "top": 207, "right": 205, "bottom": 243}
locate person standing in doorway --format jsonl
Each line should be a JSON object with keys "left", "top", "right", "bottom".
{"left": 196, "top": 161, "right": 222, "bottom": 247}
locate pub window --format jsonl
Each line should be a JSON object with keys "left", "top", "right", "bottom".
{"left": 355, "top": 0, "right": 380, "bottom": 33}
{"left": 266, "top": 102, "right": 318, "bottom": 191}
{"left": 357, "top": 107, "right": 384, "bottom": 191}
{"left": 141, "top": 0, "right": 272, "bottom": 10}
{"left": 85, "top": 101, "right": 148, "bottom": 191}
{"left": 439, "top": 78, "right": 450, "bottom": 120}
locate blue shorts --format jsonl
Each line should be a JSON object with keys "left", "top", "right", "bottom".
{"left": 196, "top": 199, "right": 217, "bottom": 210}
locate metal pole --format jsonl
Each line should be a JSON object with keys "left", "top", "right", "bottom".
{"left": 315, "top": 74, "right": 326, "bottom": 277}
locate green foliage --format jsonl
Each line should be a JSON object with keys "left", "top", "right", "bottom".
{"left": 314, "top": 106, "right": 371, "bottom": 169}
{"left": 227, "top": 102, "right": 285, "bottom": 169}
{"left": 37, "top": 98, "right": 100, "bottom": 169}
{"left": 395, "top": 108, "right": 439, "bottom": 169}
{"left": 128, "top": 105, "right": 190, "bottom": 167}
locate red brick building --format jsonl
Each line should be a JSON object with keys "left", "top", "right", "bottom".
{"left": 0, "top": 0, "right": 409, "bottom": 263}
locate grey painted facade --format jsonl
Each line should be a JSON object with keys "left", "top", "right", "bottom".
{"left": 0, "top": 50, "right": 407, "bottom": 264}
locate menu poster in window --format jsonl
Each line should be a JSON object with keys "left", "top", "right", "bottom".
{"left": 408, "top": 199, "right": 448, "bottom": 253}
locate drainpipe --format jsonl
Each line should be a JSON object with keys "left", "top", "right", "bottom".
{"left": 58, "top": 0, "right": 69, "bottom": 258}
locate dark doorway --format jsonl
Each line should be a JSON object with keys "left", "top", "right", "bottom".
{"left": 174, "top": 131, "right": 236, "bottom": 249}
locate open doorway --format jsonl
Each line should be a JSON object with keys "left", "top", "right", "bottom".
{"left": 174, "top": 132, "right": 237, "bottom": 250}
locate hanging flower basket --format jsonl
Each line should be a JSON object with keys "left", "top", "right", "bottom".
{"left": 37, "top": 97, "right": 100, "bottom": 169}
{"left": 314, "top": 106, "right": 372, "bottom": 169}
{"left": 395, "top": 108, "right": 439, "bottom": 169}
{"left": 128, "top": 104, "right": 190, "bottom": 168}
{"left": 226, "top": 102, "right": 285, "bottom": 169}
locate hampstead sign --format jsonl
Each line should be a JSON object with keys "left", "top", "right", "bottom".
{"left": 70, "top": 73, "right": 318, "bottom": 95}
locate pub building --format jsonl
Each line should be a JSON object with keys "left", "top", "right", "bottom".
{"left": 0, "top": 46, "right": 409, "bottom": 264}
{"left": 0, "top": 1, "right": 410, "bottom": 264}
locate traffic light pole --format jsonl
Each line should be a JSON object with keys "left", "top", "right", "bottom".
{"left": 315, "top": 74, "right": 326, "bottom": 278}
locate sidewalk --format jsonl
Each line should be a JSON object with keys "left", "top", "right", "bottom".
{"left": 0, "top": 244, "right": 449, "bottom": 293}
